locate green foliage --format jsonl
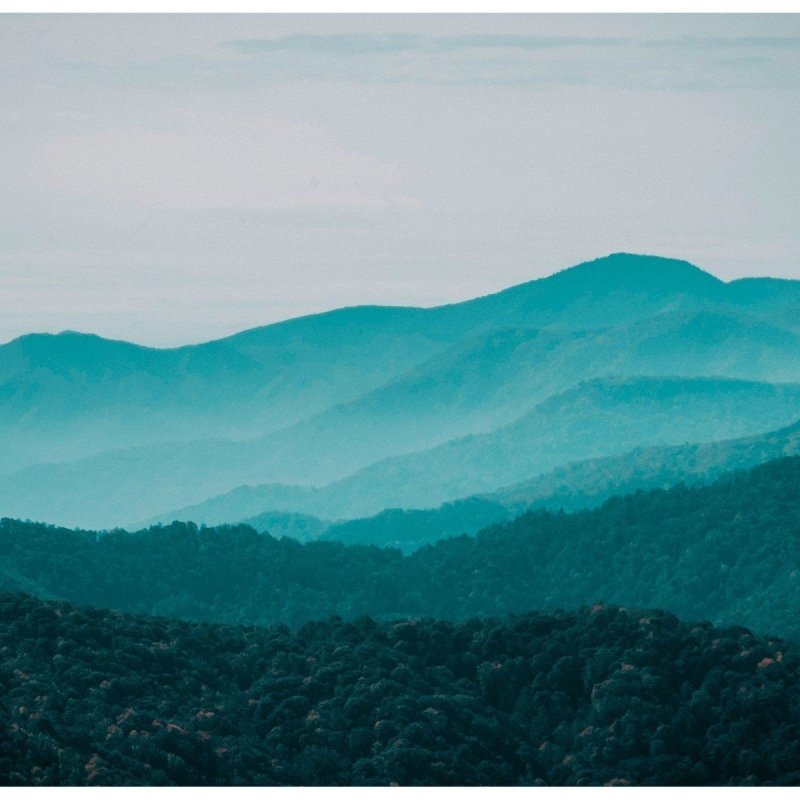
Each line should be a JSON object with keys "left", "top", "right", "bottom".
{"left": 317, "top": 497, "right": 511, "bottom": 551}
{"left": 2, "top": 593, "right": 799, "bottom": 786}
{"left": 2, "top": 457, "right": 800, "bottom": 639}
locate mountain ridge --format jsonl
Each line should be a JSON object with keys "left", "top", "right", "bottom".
{"left": 141, "top": 378, "right": 800, "bottom": 532}
{"left": 4, "top": 252, "right": 800, "bottom": 529}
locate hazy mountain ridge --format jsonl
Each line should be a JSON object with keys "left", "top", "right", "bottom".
{"left": 4, "top": 253, "right": 800, "bottom": 529}
{"left": 154, "top": 413, "right": 800, "bottom": 551}
{"left": 261, "top": 376, "right": 800, "bottom": 520}
{"left": 0, "top": 308, "right": 453, "bottom": 474}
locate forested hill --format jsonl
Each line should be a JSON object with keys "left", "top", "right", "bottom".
{"left": 2, "top": 456, "right": 800, "bottom": 639}
{"left": 2, "top": 593, "right": 799, "bottom": 786}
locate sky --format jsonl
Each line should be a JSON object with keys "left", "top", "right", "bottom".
{"left": 1, "top": 13, "right": 799, "bottom": 346}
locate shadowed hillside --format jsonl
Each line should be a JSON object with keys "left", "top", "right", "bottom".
{"left": 3, "top": 593, "right": 800, "bottom": 786}
{"left": 3, "top": 457, "right": 800, "bottom": 640}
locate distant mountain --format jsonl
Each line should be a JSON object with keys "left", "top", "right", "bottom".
{"left": 0, "top": 307, "right": 452, "bottom": 474}
{"left": 4, "top": 253, "right": 800, "bottom": 528}
{"left": 314, "top": 497, "right": 512, "bottom": 551}
{"left": 5, "top": 368, "right": 794, "bottom": 531}
{"left": 144, "top": 376, "right": 800, "bottom": 535}
{"left": 488, "top": 415, "right": 800, "bottom": 514}
{"left": 439, "top": 252, "right": 800, "bottom": 334}
{"left": 238, "top": 510, "right": 328, "bottom": 543}
{"left": 322, "top": 376, "right": 800, "bottom": 514}
{"left": 4, "top": 252, "right": 800, "bottom": 473}
{"left": 155, "top": 410, "right": 800, "bottom": 553}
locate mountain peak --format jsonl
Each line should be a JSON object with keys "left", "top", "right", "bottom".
{"left": 449, "top": 252, "right": 729, "bottom": 332}
{"left": 550, "top": 252, "right": 724, "bottom": 292}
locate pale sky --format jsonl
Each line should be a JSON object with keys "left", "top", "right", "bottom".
{"left": 1, "top": 13, "right": 799, "bottom": 346}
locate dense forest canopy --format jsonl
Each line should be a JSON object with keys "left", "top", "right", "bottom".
{"left": 2, "top": 593, "right": 799, "bottom": 786}
{"left": 2, "top": 456, "right": 799, "bottom": 639}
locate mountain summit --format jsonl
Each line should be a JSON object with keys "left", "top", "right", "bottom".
{"left": 548, "top": 252, "right": 725, "bottom": 293}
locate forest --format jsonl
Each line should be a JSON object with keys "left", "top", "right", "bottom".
{"left": 5, "top": 18, "right": 800, "bottom": 787}
{"left": 2, "top": 456, "right": 799, "bottom": 639}
{"left": 3, "top": 593, "right": 799, "bottom": 786}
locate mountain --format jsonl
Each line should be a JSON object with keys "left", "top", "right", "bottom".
{"left": 0, "top": 306, "right": 455, "bottom": 475}
{"left": 147, "top": 376, "right": 800, "bottom": 529}
{"left": 439, "top": 252, "right": 800, "bottom": 333}
{"left": 4, "top": 253, "right": 800, "bottom": 528}
{"left": 5, "top": 252, "right": 800, "bottom": 473}
{"left": 314, "top": 497, "right": 512, "bottom": 551}
{"left": 196, "top": 416, "right": 800, "bottom": 552}
{"left": 330, "top": 376, "right": 800, "bottom": 514}
{"left": 237, "top": 509, "right": 328, "bottom": 543}
{"left": 4, "top": 456, "right": 800, "bottom": 641}
{"left": 488, "top": 415, "right": 800, "bottom": 514}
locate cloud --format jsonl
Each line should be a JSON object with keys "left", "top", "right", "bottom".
{"left": 54, "top": 28, "right": 800, "bottom": 94}
{"left": 35, "top": 112, "right": 402, "bottom": 210}
{"left": 225, "top": 33, "right": 428, "bottom": 55}
{"left": 222, "top": 33, "right": 800, "bottom": 56}
{"left": 222, "top": 33, "right": 636, "bottom": 55}
{"left": 215, "top": 32, "right": 800, "bottom": 91}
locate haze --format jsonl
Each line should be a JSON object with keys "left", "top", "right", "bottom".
{"left": 1, "top": 13, "right": 799, "bottom": 346}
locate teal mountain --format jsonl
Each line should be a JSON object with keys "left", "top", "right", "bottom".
{"left": 3, "top": 456, "right": 800, "bottom": 640}
{"left": 2, "top": 253, "right": 800, "bottom": 531}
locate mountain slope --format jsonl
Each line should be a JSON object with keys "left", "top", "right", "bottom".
{"left": 218, "top": 416, "right": 800, "bottom": 551}
{"left": 145, "top": 378, "right": 800, "bottom": 530}
{"left": 0, "top": 307, "right": 451, "bottom": 474}
{"left": 4, "top": 252, "right": 800, "bottom": 477}
{"left": 5, "top": 253, "right": 800, "bottom": 528}
{"left": 3, "top": 456, "right": 800, "bottom": 641}
{"left": 5, "top": 594, "right": 800, "bottom": 785}
{"left": 318, "top": 377, "right": 800, "bottom": 515}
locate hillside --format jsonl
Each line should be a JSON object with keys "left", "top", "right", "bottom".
{"left": 148, "top": 377, "right": 800, "bottom": 528}
{"left": 237, "top": 417, "right": 800, "bottom": 551}
{"left": 0, "top": 308, "right": 450, "bottom": 474}
{"left": 489, "top": 415, "right": 800, "bottom": 513}
{"left": 3, "top": 457, "right": 800, "bottom": 639}
{"left": 4, "top": 253, "right": 800, "bottom": 529}
{"left": 327, "top": 376, "right": 800, "bottom": 514}
{"left": 316, "top": 498, "right": 512, "bottom": 551}
{"left": 3, "top": 593, "right": 799, "bottom": 786}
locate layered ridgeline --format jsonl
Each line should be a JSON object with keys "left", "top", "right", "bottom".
{"left": 6, "top": 374, "right": 800, "bottom": 531}
{"left": 2, "top": 253, "right": 800, "bottom": 530}
{"left": 2, "top": 457, "right": 800, "bottom": 639}
{"left": 3, "top": 593, "right": 800, "bottom": 786}
{"left": 241, "top": 415, "right": 800, "bottom": 552}
{"left": 149, "top": 387, "right": 800, "bottom": 542}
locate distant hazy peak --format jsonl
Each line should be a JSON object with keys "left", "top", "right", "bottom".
{"left": 539, "top": 252, "right": 725, "bottom": 292}
{"left": 2, "top": 253, "right": 796, "bottom": 354}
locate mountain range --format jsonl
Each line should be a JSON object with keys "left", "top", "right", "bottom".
{"left": 150, "top": 414, "right": 800, "bottom": 552}
{"left": 4, "top": 455, "right": 800, "bottom": 640}
{"left": 2, "top": 252, "right": 800, "bottom": 531}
